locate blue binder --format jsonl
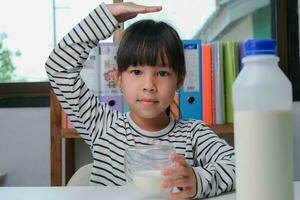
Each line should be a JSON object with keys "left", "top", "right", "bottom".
{"left": 179, "top": 40, "right": 202, "bottom": 120}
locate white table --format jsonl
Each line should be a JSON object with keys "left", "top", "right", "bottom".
{"left": 1, "top": 182, "right": 299, "bottom": 200}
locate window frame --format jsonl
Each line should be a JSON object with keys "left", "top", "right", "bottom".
{"left": 0, "top": 82, "right": 51, "bottom": 107}
{"left": 0, "top": 0, "right": 298, "bottom": 108}
{"left": 273, "top": 0, "right": 300, "bottom": 101}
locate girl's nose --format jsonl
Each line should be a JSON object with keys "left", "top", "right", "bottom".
{"left": 143, "top": 76, "right": 157, "bottom": 92}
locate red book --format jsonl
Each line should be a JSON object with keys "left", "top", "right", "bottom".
{"left": 202, "top": 44, "right": 213, "bottom": 125}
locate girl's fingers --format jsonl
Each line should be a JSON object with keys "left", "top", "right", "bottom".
{"left": 161, "top": 176, "right": 190, "bottom": 188}
{"left": 161, "top": 154, "right": 189, "bottom": 177}
{"left": 137, "top": 5, "right": 162, "bottom": 13}
{"left": 168, "top": 188, "right": 195, "bottom": 200}
{"left": 126, "top": 3, "right": 162, "bottom": 14}
{"left": 169, "top": 154, "right": 187, "bottom": 166}
{"left": 107, "top": 3, "right": 162, "bottom": 23}
{"left": 161, "top": 165, "right": 188, "bottom": 177}
{"left": 159, "top": 154, "right": 197, "bottom": 199}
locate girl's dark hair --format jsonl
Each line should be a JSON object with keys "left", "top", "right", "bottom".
{"left": 117, "top": 20, "right": 185, "bottom": 118}
{"left": 117, "top": 19, "right": 186, "bottom": 78}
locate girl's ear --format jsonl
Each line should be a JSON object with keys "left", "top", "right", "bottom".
{"left": 113, "top": 66, "right": 122, "bottom": 87}
{"left": 176, "top": 74, "right": 185, "bottom": 90}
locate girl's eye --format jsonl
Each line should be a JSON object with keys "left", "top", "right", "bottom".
{"left": 157, "top": 71, "right": 169, "bottom": 77}
{"left": 130, "top": 69, "right": 142, "bottom": 75}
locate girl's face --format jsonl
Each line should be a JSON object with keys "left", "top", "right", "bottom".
{"left": 114, "top": 65, "right": 182, "bottom": 130}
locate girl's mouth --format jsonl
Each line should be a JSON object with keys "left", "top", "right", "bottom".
{"left": 138, "top": 99, "right": 159, "bottom": 105}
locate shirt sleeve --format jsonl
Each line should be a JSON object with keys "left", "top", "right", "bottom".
{"left": 191, "top": 122, "right": 236, "bottom": 199}
{"left": 45, "top": 3, "right": 119, "bottom": 146}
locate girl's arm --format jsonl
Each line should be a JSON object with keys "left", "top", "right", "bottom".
{"left": 45, "top": 3, "right": 118, "bottom": 145}
{"left": 192, "top": 124, "right": 235, "bottom": 199}
{"left": 161, "top": 125, "right": 235, "bottom": 200}
{"left": 45, "top": 3, "right": 162, "bottom": 145}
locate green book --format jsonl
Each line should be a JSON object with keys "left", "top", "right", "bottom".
{"left": 222, "top": 42, "right": 238, "bottom": 123}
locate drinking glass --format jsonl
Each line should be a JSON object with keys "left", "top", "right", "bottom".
{"left": 125, "top": 144, "right": 176, "bottom": 199}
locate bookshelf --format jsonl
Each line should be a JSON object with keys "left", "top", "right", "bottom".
{"left": 50, "top": 90, "right": 233, "bottom": 186}
{"left": 62, "top": 124, "right": 233, "bottom": 138}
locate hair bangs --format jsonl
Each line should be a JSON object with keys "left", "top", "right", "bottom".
{"left": 117, "top": 19, "right": 186, "bottom": 77}
{"left": 131, "top": 39, "right": 170, "bottom": 68}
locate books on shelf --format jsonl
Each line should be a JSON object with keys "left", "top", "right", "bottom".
{"left": 98, "top": 43, "right": 123, "bottom": 112}
{"left": 62, "top": 40, "right": 247, "bottom": 127}
{"left": 81, "top": 46, "right": 100, "bottom": 95}
{"left": 223, "top": 41, "right": 238, "bottom": 123}
{"left": 180, "top": 40, "right": 203, "bottom": 120}
{"left": 202, "top": 43, "right": 213, "bottom": 125}
{"left": 212, "top": 41, "right": 225, "bottom": 125}
{"left": 238, "top": 40, "right": 246, "bottom": 72}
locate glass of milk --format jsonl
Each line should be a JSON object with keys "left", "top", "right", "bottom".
{"left": 125, "top": 145, "right": 175, "bottom": 199}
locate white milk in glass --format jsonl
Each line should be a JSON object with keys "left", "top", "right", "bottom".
{"left": 234, "top": 110, "right": 293, "bottom": 200}
{"left": 132, "top": 170, "right": 169, "bottom": 198}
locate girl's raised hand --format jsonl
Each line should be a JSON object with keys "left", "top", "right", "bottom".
{"left": 160, "top": 154, "right": 197, "bottom": 200}
{"left": 106, "top": 2, "right": 162, "bottom": 23}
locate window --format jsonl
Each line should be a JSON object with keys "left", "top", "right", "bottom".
{"left": 0, "top": 0, "right": 113, "bottom": 107}
{"left": 274, "top": 0, "right": 300, "bottom": 100}
{"left": 0, "top": 0, "right": 113, "bottom": 83}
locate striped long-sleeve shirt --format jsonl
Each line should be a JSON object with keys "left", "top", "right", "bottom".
{"left": 45, "top": 3, "right": 235, "bottom": 199}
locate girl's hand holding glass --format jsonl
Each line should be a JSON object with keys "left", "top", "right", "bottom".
{"left": 125, "top": 145, "right": 176, "bottom": 199}
{"left": 161, "top": 154, "right": 197, "bottom": 200}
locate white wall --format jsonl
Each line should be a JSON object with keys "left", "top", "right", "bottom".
{"left": 0, "top": 108, "right": 50, "bottom": 186}
{"left": 216, "top": 15, "right": 253, "bottom": 42}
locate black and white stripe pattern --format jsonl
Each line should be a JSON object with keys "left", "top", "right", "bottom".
{"left": 45, "top": 3, "right": 235, "bottom": 199}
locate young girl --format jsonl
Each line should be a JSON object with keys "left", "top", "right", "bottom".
{"left": 45, "top": 2, "right": 235, "bottom": 200}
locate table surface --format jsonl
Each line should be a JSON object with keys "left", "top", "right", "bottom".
{"left": 1, "top": 182, "right": 299, "bottom": 200}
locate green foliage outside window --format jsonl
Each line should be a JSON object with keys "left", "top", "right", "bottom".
{"left": 0, "top": 33, "right": 21, "bottom": 82}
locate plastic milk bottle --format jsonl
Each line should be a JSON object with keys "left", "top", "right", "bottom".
{"left": 232, "top": 39, "right": 294, "bottom": 200}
